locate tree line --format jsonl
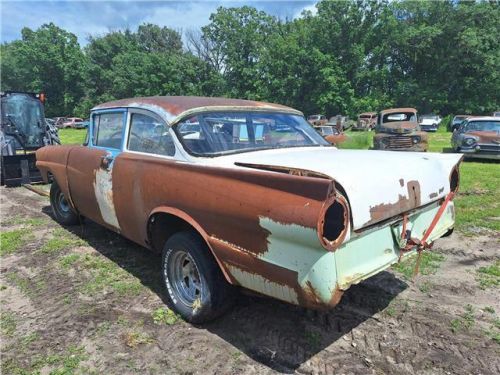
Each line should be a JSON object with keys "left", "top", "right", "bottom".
{"left": 1, "top": 0, "right": 498, "bottom": 119}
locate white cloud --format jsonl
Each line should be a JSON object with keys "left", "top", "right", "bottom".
{"left": 293, "top": 2, "right": 318, "bottom": 19}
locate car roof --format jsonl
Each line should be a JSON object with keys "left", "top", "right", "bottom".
{"left": 380, "top": 108, "right": 417, "bottom": 115}
{"left": 466, "top": 116, "right": 499, "bottom": 121}
{"left": 93, "top": 96, "right": 300, "bottom": 122}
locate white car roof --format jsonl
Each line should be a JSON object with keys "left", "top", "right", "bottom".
{"left": 467, "top": 116, "right": 499, "bottom": 121}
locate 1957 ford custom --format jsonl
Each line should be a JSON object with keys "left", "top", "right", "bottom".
{"left": 36, "top": 96, "right": 462, "bottom": 322}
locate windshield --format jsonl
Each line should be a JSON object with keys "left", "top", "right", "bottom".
{"left": 464, "top": 121, "right": 500, "bottom": 132}
{"left": 453, "top": 116, "right": 468, "bottom": 123}
{"left": 1, "top": 93, "right": 45, "bottom": 148}
{"left": 175, "top": 112, "right": 329, "bottom": 156}
{"left": 382, "top": 112, "right": 417, "bottom": 123}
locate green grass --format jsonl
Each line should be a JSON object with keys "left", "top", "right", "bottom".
{"left": 152, "top": 307, "right": 180, "bottom": 325}
{"left": 392, "top": 252, "right": 445, "bottom": 280}
{"left": 58, "top": 128, "right": 86, "bottom": 145}
{"left": 0, "top": 311, "right": 17, "bottom": 336}
{"left": 1, "top": 216, "right": 48, "bottom": 227}
{"left": 58, "top": 253, "right": 81, "bottom": 269}
{"left": 476, "top": 260, "right": 500, "bottom": 289}
{"left": 337, "top": 130, "right": 374, "bottom": 149}
{"left": 40, "top": 228, "right": 86, "bottom": 254}
{"left": 450, "top": 304, "right": 476, "bottom": 333}
{"left": 0, "top": 229, "right": 30, "bottom": 256}
{"left": 454, "top": 162, "right": 500, "bottom": 234}
{"left": 68, "top": 253, "right": 144, "bottom": 296}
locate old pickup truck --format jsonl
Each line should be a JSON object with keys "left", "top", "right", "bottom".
{"left": 373, "top": 108, "right": 429, "bottom": 151}
{"left": 37, "top": 96, "right": 462, "bottom": 323}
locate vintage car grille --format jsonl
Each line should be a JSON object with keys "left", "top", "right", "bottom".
{"left": 478, "top": 144, "right": 500, "bottom": 152}
{"left": 386, "top": 136, "right": 413, "bottom": 149}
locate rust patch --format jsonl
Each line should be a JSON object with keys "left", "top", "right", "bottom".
{"left": 93, "top": 96, "right": 296, "bottom": 117}
{"left": 317, "top": 192, "right": 350, "bottom": 252}
{"left": 111, "top": 152, "right": 332, "bottom": 255}
{"left": 366, "top": 180, "right": 421, "bottom": 226}
{"left": 213, "top": 238, "right": 343, "bottom": 309}
{"left": 399, "top": 178, "right": 404, "bottom": 187}
{"left": 429, "top": 192, "right": 438, "bottom": 199}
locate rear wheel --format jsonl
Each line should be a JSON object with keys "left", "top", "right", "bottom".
{"left": 49, "top": 182, "right": 80, "bottom": 225}
{"left": 162, "top": 231, "right": 235, "bottom": 323}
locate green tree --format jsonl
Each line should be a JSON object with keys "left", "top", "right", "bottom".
{"left": 1, "top": 23, "right": 87, "bottom": 116}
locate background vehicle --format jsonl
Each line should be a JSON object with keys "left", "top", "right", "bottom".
{"left": 327, "top": 115, "right": 351, "bottom": 131}
{"left": 493, "top": 111, "right": 500, "bottom": 117}
{"left": 451, "top": 116, "right": 500, "bottom": 159}
{"left": 419, "top": 114, "right": 441, "bottom": 132}
{"left": 62, "top": 117, "right": 84, "bottom": 128}
{"left": 78, "top": 118, "right": 91, "bottom": 129}
{"left": 450, "top": 115, "right": 472, "bottom": 131}
{"left": 307, "top": 114, "right": 327, "bottom": 126}
{"left": 1, "top": 91, "right": 60, "bottom": 186}
{"left": 313, "top": 125, "right": 346, "bottom": 145}
{"left": 373, "top": 108, "right": 428, "bottom": 151}
{"left": 353, "top": 112, "right": 377, "bottom": 131}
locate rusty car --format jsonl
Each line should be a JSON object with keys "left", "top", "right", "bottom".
{"left": 307, "top": 114, "right": 327, "bottom": 126}
{"left": 451, "top": 116, "right": 500, "bottom": 159}
{"left": 352, "top": 112, "right": 377, "bottom": 131}
{"left": 450, "top": 114, "right": 472, "bottom": 132}
{"left": 373, "top": 108, "right": 428, "bottom": 151}
{"left": 36, "top": 96, "right": 462, "bottom": 323}
{"left": 313, "top": 125, "right": 346, "bottom": 146}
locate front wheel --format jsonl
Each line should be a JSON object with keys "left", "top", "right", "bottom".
{"left": 162, "top": 231, "right": 235, "bottom": 323}
{"left": 50, "top": 182, "right": 80, "bottom": 225}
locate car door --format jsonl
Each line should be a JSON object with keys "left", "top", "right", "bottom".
{"left": 66, "top": 109, "right": 127, "bottom": 231}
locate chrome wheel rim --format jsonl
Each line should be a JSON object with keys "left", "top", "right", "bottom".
{"left": 168, "top": 250, "right": 202, "bottom": 306}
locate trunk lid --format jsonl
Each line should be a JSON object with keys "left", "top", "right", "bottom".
{"left": 206, "top": 147, "right": 462, "bottom": 230}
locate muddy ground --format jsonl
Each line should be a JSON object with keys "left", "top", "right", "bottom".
{"left": 1, "top": 186, "right": 499, "bottom": 374}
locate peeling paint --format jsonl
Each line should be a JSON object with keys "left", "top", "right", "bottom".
{"left": 94, "top": 167, "right": 120, "bottom": 230}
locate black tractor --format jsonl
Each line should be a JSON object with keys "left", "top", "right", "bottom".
{"left": 1, "top": 91, "right": 60, "bottom": 186}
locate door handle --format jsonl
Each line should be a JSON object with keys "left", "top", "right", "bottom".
{"left": 100, "top": 154, "right": 114, "bottom": 169}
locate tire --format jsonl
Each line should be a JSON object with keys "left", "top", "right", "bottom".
{"left": 49, "top": 181, "right": 80, "bottom": 225}
{"left": 162, "top": 231, "right": 235, "bottom": 323}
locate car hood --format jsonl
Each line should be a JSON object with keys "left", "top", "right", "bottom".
{"left": 203, "top": 147, "right": 463, "bottom": 230}
{"left": 420, "top": 119, "right": 438, "bottom": 125}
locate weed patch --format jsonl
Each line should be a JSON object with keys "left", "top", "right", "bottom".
{"left": 152, "top": 307, "right": 180, "bottom": 325}
{"left": 70, "top": 254, "right": 144, "bottom": 296}
{"left": 0, "top": 229, "right": 32, "bottom": 256}
{"left": 476, "top": 260, "right": 500, "bottom": 289}
{"left": 40, "top": 229, "right": 86, "bottom": 254}
{"left": 450, "top": 304, "right": 475, "bottom": 333}
{"left": 393, "top": 252, "right": 445, "bottom": 280}
{"left": 0, "top": 311, "right": 16, "bottom": 336}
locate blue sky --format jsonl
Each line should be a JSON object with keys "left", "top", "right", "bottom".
{"left": 1, "top": 1, "right": 317, "bottom": 46}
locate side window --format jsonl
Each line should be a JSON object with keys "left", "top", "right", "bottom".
{"left": 93, "top": 112, "right": 124, "bottom": 149}
{"left": 127, "top": 113, "right": 175, "bottom": 156}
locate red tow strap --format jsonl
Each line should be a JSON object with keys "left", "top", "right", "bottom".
{"left": 398, "top": 191, "right": 455, "bottom": 277}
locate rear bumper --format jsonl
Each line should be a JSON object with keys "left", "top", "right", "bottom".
{"left": 222, "top": 199, "right": 455, "bottom": 310}
{"left": 335, "top": 199, "right": 454, "bottom": 291}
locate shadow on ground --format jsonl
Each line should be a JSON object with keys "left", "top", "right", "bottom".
{"left": 41, "top": 205, "right": 407, "bottom": 373}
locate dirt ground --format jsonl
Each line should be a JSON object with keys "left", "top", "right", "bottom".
{"left": 1, "top": 185, "right": 499, "bottom": 374}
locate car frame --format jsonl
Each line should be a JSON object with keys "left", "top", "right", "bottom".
{"left": 36, "top": 96, "right": 461, "bottom": 323}
{"left": 373, "top": 108, "right": 429, "bottom": 152}
{"left": 451, "top": 116, "right": 500, "bottom": 160}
